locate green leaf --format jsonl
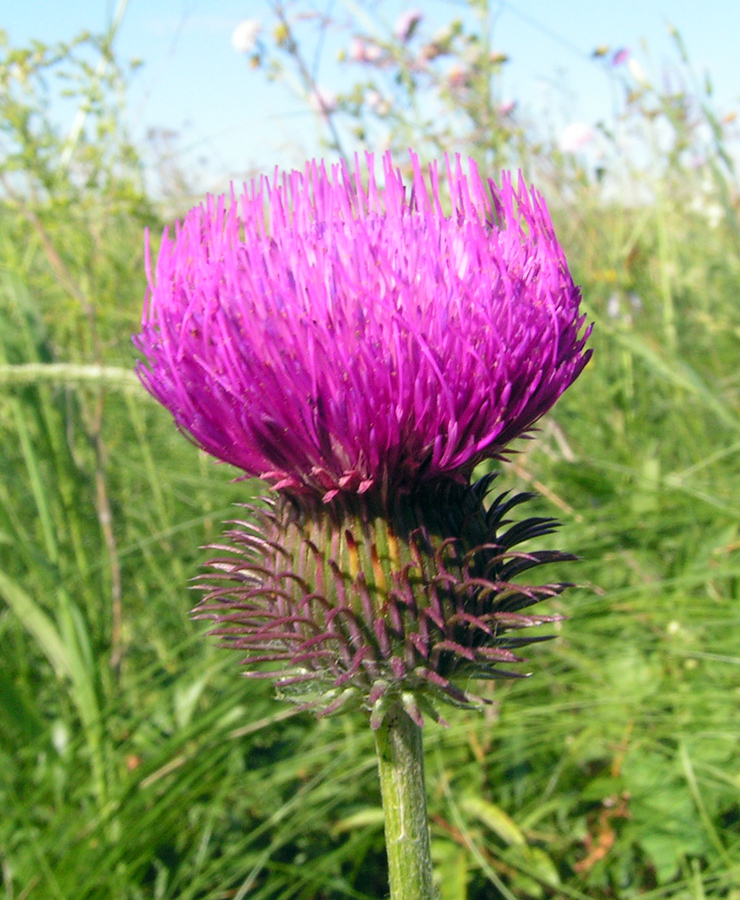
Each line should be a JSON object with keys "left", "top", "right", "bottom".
{"left": 0, "top": 567, "right": 72, "bottom": 680}
{"left": 332, "top": 807, "right": 385, "bottom": 833}
{"left": 461, "top": 796, "right": 527, "bottom": 847}
{"left": 431, "top": 838, "right": 469, "bottom": 900}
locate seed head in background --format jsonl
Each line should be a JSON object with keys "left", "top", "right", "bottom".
{"left": 134, "top": 150, "right": 591, "bottom": 727}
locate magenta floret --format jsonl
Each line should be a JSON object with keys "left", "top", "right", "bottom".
{"left": 134, "top": 151, "right": 591, "bottom": 501}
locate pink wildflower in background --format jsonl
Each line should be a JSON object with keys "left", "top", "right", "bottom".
{"left": 307, "top": 87, "right": 336, "bottom": 117}
{"left": 394, "top": 9, "right": 423, "bottom": 43}
{"left": 349, "top": 37, "right": 383, "bottom": 63}
{"left": 447, "top": 63, "right": 468, "bottom": 89}
{"left": 611, "top": 47, "right": 630, "bottom": 66}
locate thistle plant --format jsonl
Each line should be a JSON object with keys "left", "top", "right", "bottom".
{"left": 134, "top": 150, "right": 591, "bottom": 900}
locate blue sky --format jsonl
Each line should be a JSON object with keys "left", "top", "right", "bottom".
{"left": 4, "top": 1, "right": 738, "bottom": 188}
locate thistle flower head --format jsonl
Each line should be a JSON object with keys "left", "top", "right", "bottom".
{"left": 134, "top": 151, "right": 591, "bottom": 723}
{"left": 135, "top": 151, "right": 590, "bottom": 505}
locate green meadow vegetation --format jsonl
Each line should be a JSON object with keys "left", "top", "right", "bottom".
{"left": 1, "top": 7, "right": 740, "bottom": 898}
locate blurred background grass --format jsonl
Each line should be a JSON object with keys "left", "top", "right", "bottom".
{"left": 1, "top": 4, "right": 739, "bottom": 898}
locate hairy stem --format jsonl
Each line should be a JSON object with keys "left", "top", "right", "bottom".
{"left": 374, "top": 704, "right": 437, "bottom": 900}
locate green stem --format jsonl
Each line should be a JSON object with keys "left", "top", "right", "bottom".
{"left": 374, "top": 704, "right": 437, "bottom": 900}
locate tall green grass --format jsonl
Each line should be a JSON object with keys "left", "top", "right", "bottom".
{"left": 1, "top": 13, "right": 740, "bottom": 899}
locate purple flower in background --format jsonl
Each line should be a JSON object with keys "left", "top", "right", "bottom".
{"left": 135, "top": 151, "right": 591, "bottom": 722}
{"left": 610, "top": 47, "right": 630, "bottom": 67}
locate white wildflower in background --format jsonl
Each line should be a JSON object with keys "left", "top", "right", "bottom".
{"left": 607, "top": 291, "right": 643, "bottom": 324}
{"left": 308, "top": 87, "right": 337, "bottom": 116}
{"left": 559, "top": 121, "right": 595, "bottom": 154}
{"left": 627, "top": 57, "right": 650, "bottom": 87}
{"left": 606, "top": 292, "right": 621, "bottom": 319}
{"left": 689, "top": 178, "right": 725, "bottom": 228}
{"left": 366, "top": 90, "right": 390, "bottom": 116}
{"left": 232, "top": 19, "right": 262, "bottom": 54}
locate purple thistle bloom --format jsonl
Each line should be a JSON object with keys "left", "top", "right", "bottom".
{"left": 134, "top": 151, "right": 591, "bottom": 722}
{"left": 135, "top": 151, "right": 591, "bottom": 505}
